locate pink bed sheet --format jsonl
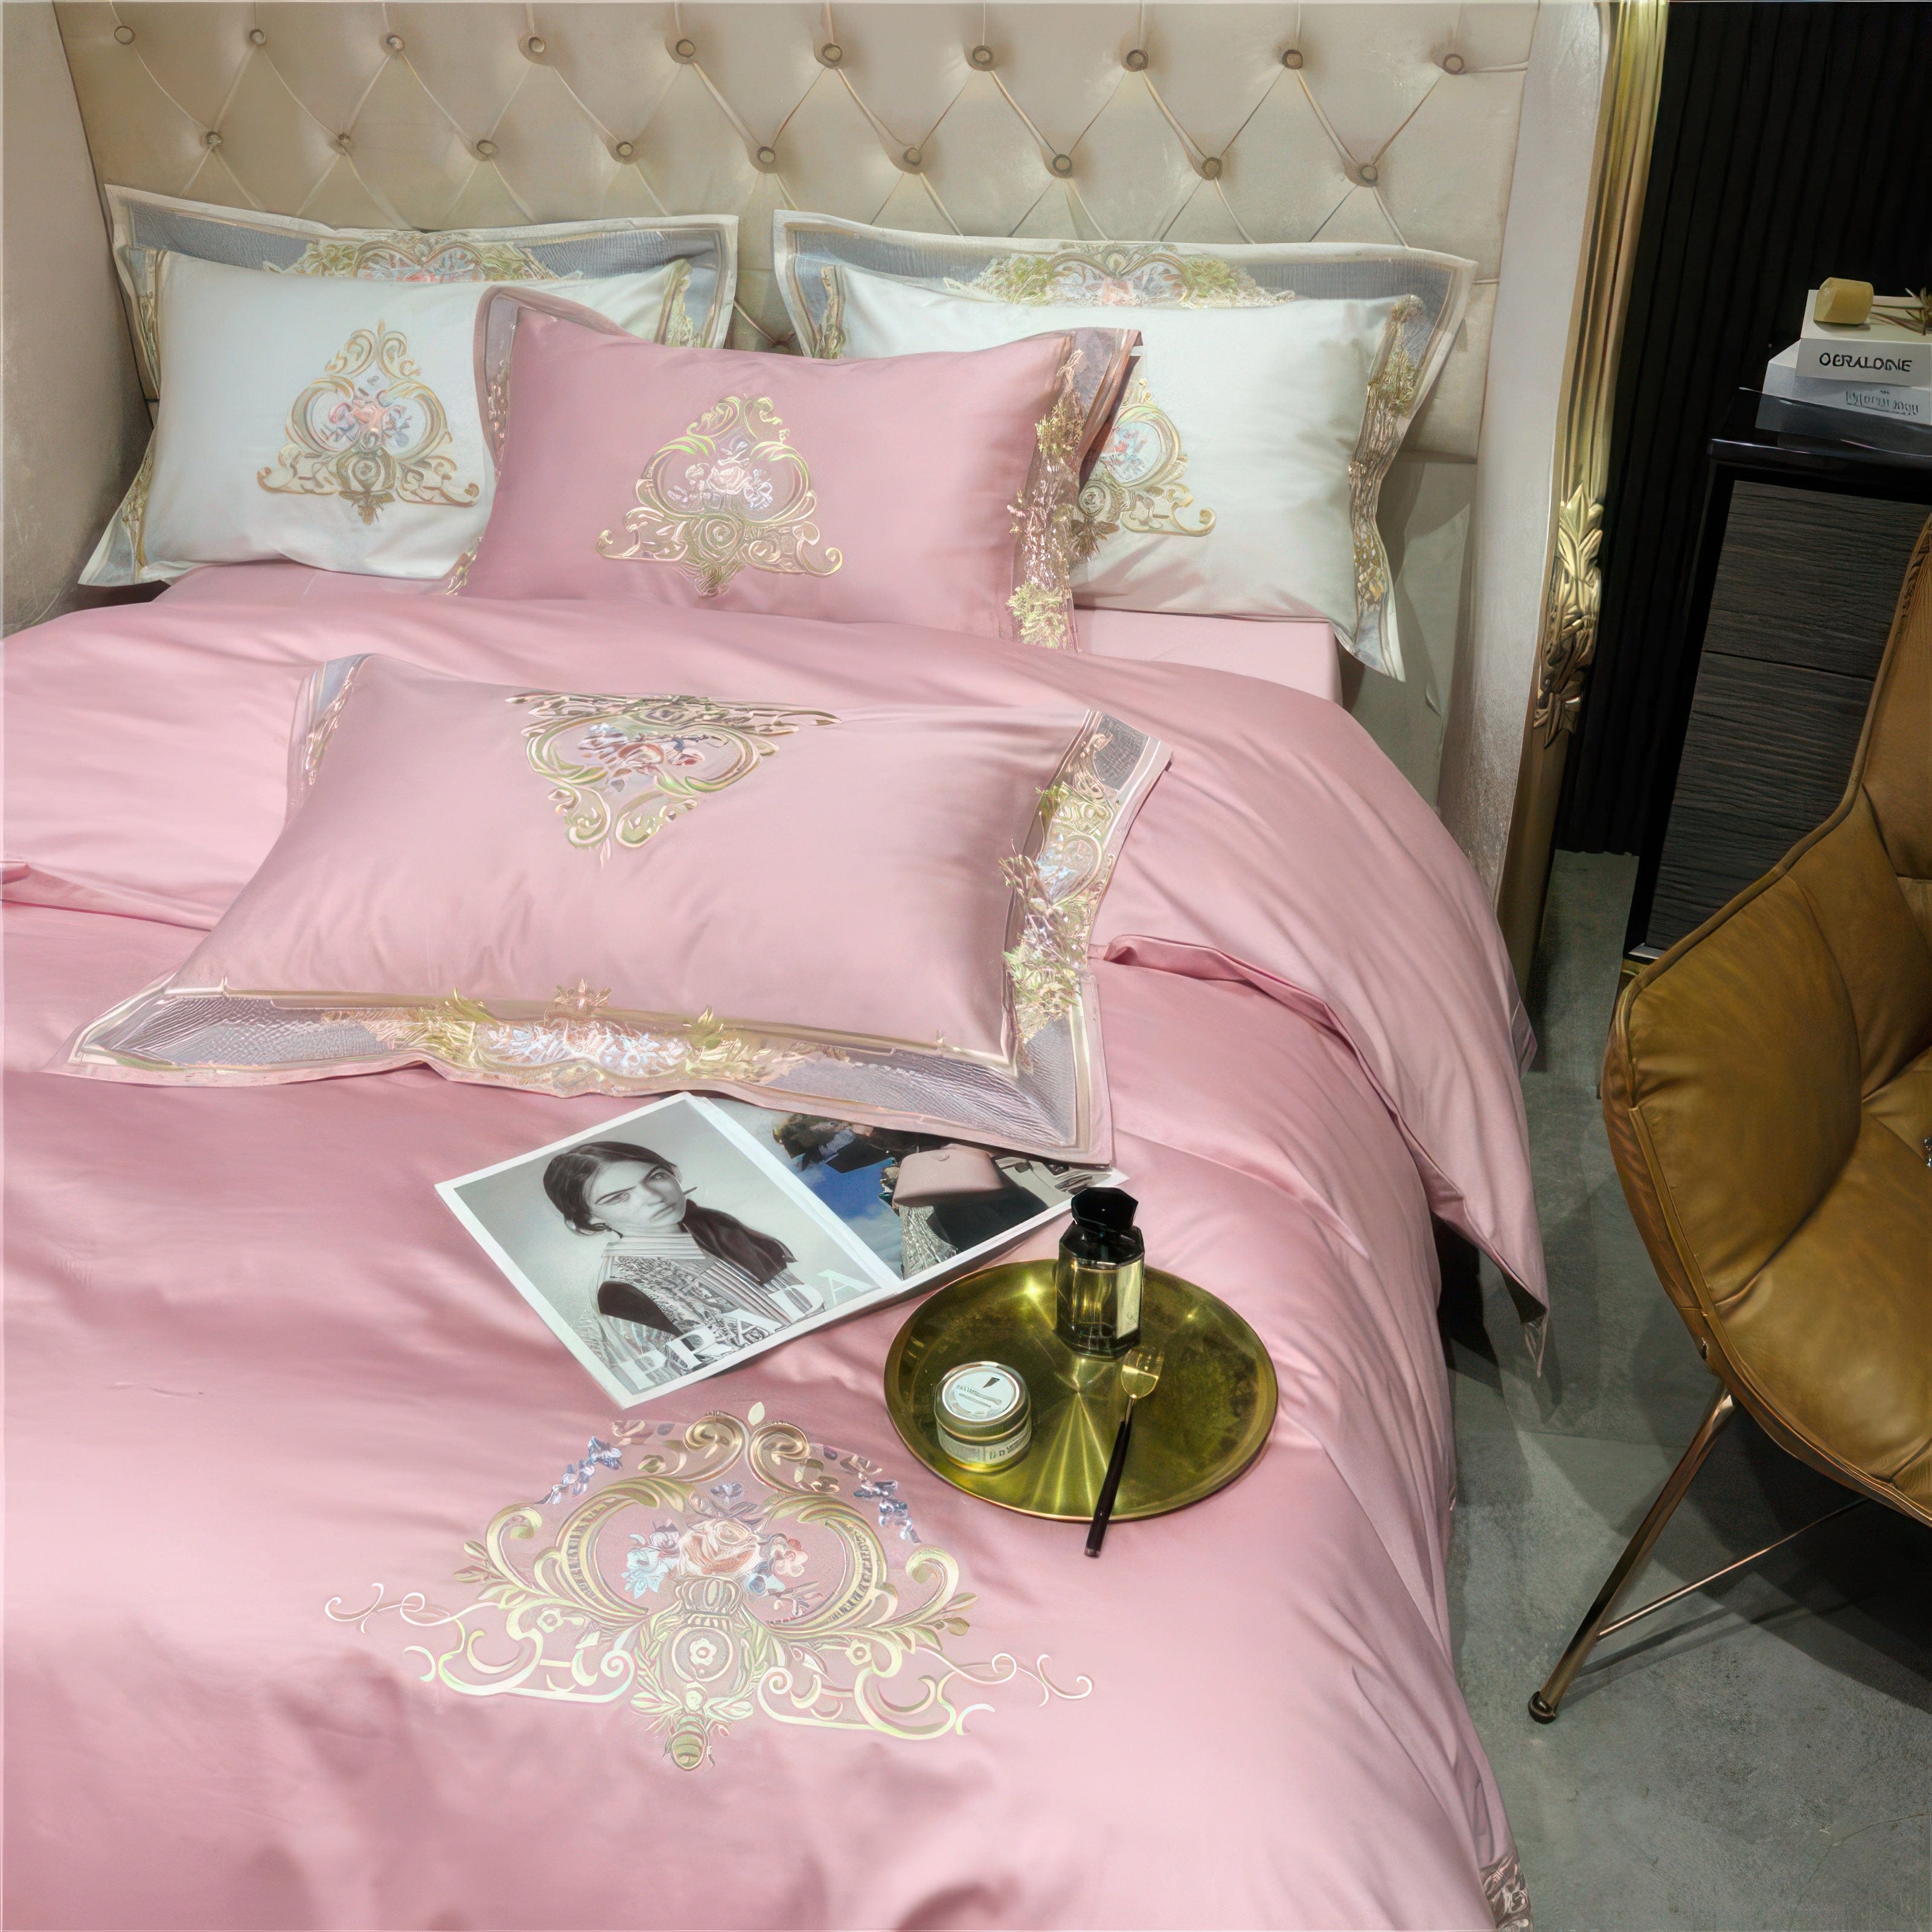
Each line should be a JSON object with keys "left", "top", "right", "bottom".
{"left": 155, "top": 562, "right": 1346, "bottom": 703}
{"left": 4, "top": 593, "right": 1533, "bottom": 1930}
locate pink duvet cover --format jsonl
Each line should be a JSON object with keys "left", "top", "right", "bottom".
{"left": 4, "top": 593, "right": 1536, "bottom": 1930}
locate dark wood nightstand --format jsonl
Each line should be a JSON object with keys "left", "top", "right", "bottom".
{"left": 1625, "top": 391, "right": 1932, "bottom": 958}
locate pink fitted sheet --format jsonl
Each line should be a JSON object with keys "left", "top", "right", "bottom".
{"left": 156, "top": 563, "right": 1346, "bottom": 703}
{"left": 1075, "top": 606, "right": 1342, "bottom": 697}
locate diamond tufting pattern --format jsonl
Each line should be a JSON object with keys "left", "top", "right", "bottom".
{"left": 53, "top": 2, "right": 1540, "bottom": 460}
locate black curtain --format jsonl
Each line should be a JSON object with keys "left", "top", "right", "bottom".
{"left": 1558, "top": 1, "right": 1932, "bottom": 854}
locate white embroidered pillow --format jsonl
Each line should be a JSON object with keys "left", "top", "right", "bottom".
{"left": 86, "top": 255, "right": 510, "bottom": 583}
{"left": 775, "top": 219, "right": 1474, "bottom": 680}
{"left": 103, "top": 189, "right": 737, "bottom": 396}
{"left": 85, "top": 193, "right": 737, "bottom": 587}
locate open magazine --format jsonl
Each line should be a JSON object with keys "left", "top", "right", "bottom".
{"left": 438, "top": 1093, "right": 1120, "bottom": 1407}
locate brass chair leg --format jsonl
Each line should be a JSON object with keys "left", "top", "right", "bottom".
{"left": 1529, "top": 1384, "right": 1736, "bottom": 1722}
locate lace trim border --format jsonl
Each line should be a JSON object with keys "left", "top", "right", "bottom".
{"left": 1483, "top": 1850, "right": 1533, "bottom": 1932}
{"left": 1005, "top": 329, "right": 1138, "bottom": 651}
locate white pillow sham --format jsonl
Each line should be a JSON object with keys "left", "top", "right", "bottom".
{"left": 85, "top": 255, "right": 531, "bottom": 583}
{"left": 103, "top": 190, "right": 737, "bottom": 397}
{"left": 85, "top": 194, "right": 738, "bottom": 587}
{"left": 839, "top": 273, "right": 1409, "bottom": 664}
{"left": 775, "top": 219, "right": 1474, "bottom": 680}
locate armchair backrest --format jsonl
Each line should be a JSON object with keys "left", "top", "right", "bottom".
{"left": 1860, "top": 525, "right": 1932, "bottom": 944}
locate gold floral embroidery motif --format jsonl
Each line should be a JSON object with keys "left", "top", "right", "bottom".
{"left": 1348, "top": 295, "right": 1425, "bottom": 629}
{"left": 816, "top": 264, "right": 847, "bottom": 358}
{"left": 1006, "top": 363, "right": 1087, "bottom": 650}
{"left": 133, "top": 261, "right": 161, "bottom": 389}
{"left": 327, "top": 1410, "right": 1088, "bottom": 1770}
{"left": 549, "top": 977, "right": 610, "bottom": 1019}
{"left": 118, "top": 440, "right": 156, "bottom": 573}
{"left": 1002, "top": 859, "right": 1095, "bottom": 1038}
{"left": 335, "top": 994, "right": 822, "bottom": 1095}
{"left": 507, "top": 691, "right": 839, "bottom": 857}
{"left": 483, "top": 349, "right": 514, "bottom": 461}
{"left": 1073, "top": 374, "right": 1214, "bottom": 561}
{"left": 659, "top": 260, "right": 699, "bottom": 347}
{"left": 257, "top": 324, "right": 479, "bottom": 525}
{"left": 273, "top": 234, "right": 555, "bottom": 282}
{"left": 664, "top": 292, "right": 699, "bottom": 347}
{"left": 953, "top": 244, "right": 1285, "bottom": 310}
{"left": 598, "top": 395, "right": 843, "bottom": 595}
{"left": 1003, "top": 723, "right": 1122, "bottom": 1038}
{"left": 297, "top": 656, "right": 368, "bottom": 793}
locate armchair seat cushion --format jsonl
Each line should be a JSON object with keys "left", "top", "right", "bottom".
{"left": 1722, "top": 1114, "right": 1932, "bottom": 1497}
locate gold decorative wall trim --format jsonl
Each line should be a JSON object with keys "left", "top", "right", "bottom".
{"left": 1495, "top": 0, "right": 1669, "bottom": 987}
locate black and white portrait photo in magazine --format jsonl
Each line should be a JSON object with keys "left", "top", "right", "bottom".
{"left": 438, "top": 1095, "right": 894, "bottom": 1403}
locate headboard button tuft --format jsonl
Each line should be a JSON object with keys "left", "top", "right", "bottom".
{"left": 901, "top": 146, "right": 923, "bottom": 170}
{"left": 969, "top": 44, "right": 996, "bottom": 70}
{"left": 476, "top": 139, "right": 497, "bottom": 159}
{"left": 204, "top": 130, "right": 223, "bottom": 150}
{"left": 112, "top": 24, "right": 134, "bottom": 43}
{"left": 383, "top": 33, "right": 404, "bottom": 54}
{"left": 615, "top": 141, "right": 635, "bottom": 161}
{"left": 525, "top": 35, "right": 546, "bottom": 59}
{"left": 248, "top": 28, "right": 266, "bottom": 47}
{"left": 1357, "top": 161, "right": 1380, "bottom": 185}
{"left": 1281, "top": 48, "right": 1304, "bottom": 70}
{"left": 819, "top": 42, "right": 843, "bottom": 67}
{"left": 672, "top": 37, "right": 697, "bottom": 63}
{"left": 1051, "top": 153, "right": 1074, "bottom": 178}
{"left": 755, "top": 145, "right": 778, "bottom": 170}
{"left": 1443, "top": 53, "right": 1467, "bottom": 74}
{"left": 1124, "top": 48, "right": 1148, "bottom": 72}
{"left": 1199, "top": 155, "right": 1224, "bottom": 181}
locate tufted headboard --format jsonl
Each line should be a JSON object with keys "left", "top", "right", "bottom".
{"left": 7, "top": 1, "right": 1660, "bottom": 949}
{"left": 50, "top": 2, "right": 1540, "bottom": 449}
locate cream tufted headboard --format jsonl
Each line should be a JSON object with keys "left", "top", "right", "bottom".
{"left": 10, "top": 1, "right": 1651, "bottom": 938}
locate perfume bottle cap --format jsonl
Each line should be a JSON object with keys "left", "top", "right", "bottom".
{"left": 1063, "top": 1186, "right": 1144, "bottom": 1270}
{"left": 1071, "top": 1186, "right": 1137, "bottom": 1234}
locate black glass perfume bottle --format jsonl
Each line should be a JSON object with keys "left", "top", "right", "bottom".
{"left": 1054, "top": 1187, "right": 1145, "bottom": 1358}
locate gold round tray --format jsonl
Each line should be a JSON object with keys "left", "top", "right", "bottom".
{"left": 883, "top": 1259, "right": 1278, "bottom": 1521}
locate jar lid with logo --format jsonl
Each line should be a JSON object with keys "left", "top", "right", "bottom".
{"left": 935, "top": 1360, "right": 1032, "bottom": 1469}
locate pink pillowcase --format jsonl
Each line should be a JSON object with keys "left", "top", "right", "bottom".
{"left": 59, "top": 654, "right": 1171, "bottom": 1160}
{"left": 458, "top": 295, "right": 1136, "bottom": 650}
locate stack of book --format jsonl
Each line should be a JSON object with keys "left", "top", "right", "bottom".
{"left": 1760, "top": 289, "right": 1930, "bottom": 437}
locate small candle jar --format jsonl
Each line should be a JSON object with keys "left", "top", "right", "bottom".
{"left": 934, "top": 1361, "right": 1032, "bottom": 1470}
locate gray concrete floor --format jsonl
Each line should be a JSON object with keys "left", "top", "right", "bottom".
{"left": 1447, "top": 851, "right": 1932, "bottom": 1932}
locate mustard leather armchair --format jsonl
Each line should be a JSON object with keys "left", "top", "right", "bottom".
{"left": 1532, "top": 514, "right": 1932, "bottom": 1721}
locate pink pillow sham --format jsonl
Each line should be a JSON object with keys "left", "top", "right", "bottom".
{"left": 58, "top": 654, "right": 1171, "bottom": 1160}
{"left": 457, "top": 293, "right": 1137, "bottom": 650}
